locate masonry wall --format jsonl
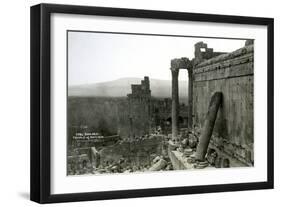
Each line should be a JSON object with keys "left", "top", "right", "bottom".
{"left": 192, "top": 45, "right": 254, "bottom": 166}
{"left": 99, "top": 135, "right": 165, "bottom": 167}
{"left": 127, "top": 77, "right": 151, "bottom": 138}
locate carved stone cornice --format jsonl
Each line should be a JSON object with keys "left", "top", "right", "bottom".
{"left": 170, "top": 57, "right": 192, "bottom": 70}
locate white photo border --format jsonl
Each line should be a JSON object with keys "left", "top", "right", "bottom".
{"left": 50, "top": 13, "right": 268, "bottom": 195}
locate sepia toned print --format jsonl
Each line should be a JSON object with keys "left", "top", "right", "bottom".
{"left": 67, "top": 31, "right": 254, "bottom": 176}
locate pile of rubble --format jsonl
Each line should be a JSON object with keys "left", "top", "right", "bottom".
{"left": 149, "top": 156, "right": 173, "bottom": 171}
{"left": 168, "top": 128, "right": 211, "bottom": 169}
{"left": 91, "top": 154, "right": 173, "bottom": 174}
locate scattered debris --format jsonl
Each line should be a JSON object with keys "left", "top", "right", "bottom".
{"left": 149, "top": 158, "right": 167, "bottom": 171}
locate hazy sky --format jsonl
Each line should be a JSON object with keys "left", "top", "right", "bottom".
{"left": 68, "top": 31, "right": 246, "bottom": 86}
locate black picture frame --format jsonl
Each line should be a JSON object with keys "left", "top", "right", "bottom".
{"left": 30, "top": 3, "right": 274, "bottom": 204}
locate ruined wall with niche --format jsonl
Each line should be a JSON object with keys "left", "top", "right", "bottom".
{"left": 194, "top": 41, "right": 226, "bottom": 65}
{"left": 192, "top": 42, "right": 254, "bottom": 166}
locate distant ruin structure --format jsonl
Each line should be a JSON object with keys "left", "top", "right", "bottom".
{"left": 127, "top": 76, "right": 151, "bottom": 138}
{"left": 127, "top": 76, "right": 188, "bottom": 139}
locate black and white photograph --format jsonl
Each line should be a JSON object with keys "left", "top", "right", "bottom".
{"left": 28, "top": 2, "right": 274, "bottom": 204}
{"left": 67, "top": 31, "right": 254, "bottom": 176}
{"left": 0, "top": 0, "right": 278, "bottom": 206}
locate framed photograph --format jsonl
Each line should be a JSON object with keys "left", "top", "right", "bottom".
{"left": 30, "top": 3, "right": 274, "bottom": 203}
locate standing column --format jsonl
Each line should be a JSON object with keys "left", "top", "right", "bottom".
{"left": 187, "top": 69, "right": 193, "bottom": 130}
{"left": 171, "top": 68, "right": 179, "bottom": 140}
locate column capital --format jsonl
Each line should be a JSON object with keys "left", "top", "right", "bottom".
{"left": 170, "top": 67, "right": 179, "bottom": 76}
{"left": 171, "top": 57, "right": 192, "bottom": 71}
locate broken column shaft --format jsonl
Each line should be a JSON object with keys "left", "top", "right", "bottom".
{"left": 171, "top": 68, "right": 179, "bottom": 139}
{"left": 195, "top": 92, "right": 222, "bottom": 161}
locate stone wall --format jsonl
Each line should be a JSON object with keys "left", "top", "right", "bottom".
{"left": 123, "top": 76, "right": 188, "bottom": 138}
{"left": 168, "top": 150, "right": 193, "bottom": 170}
{"left": 99, "top": 135, "right": 165, "bottom": 167}
{"left": 127, "top": 77, "right": 152, "bottom": 138}
{"left": 192, "top": 44, "right": 254, "bottom": 166}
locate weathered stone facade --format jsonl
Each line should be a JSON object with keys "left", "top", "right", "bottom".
{"left": 127, "top": 76, "right": 152, "bottom": 138}
{"left": 193, "top": 43, "right": 254, "bottom": 166}
{"left": 169, "top": 41, "right": 254, "bottom": 168}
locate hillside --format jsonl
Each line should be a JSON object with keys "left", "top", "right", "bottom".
{"left": 69, "top": 77, "right": 188, "bottom": 98}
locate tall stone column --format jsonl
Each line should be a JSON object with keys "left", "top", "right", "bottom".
{"left": 171, "top": 68, "right": 179, "bottom": 139}
{"left": 187, "top": 69, "right": 193, "bottom": 129}
{"left": 195, "top": 92, "right": 222, "bottom": 161}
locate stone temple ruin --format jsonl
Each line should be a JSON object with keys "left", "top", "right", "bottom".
{"left": 169, "top": 40, "right": 254, "bottom": 169}
{"left": 126, "top": 76, "right": 189, "bottom": 138}
{"left": 67, "top": 40, "right": 254, "bottom": 175}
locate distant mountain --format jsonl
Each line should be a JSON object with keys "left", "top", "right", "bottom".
{"left": 69, "top": 77, "right": 188, "bottom": 98}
